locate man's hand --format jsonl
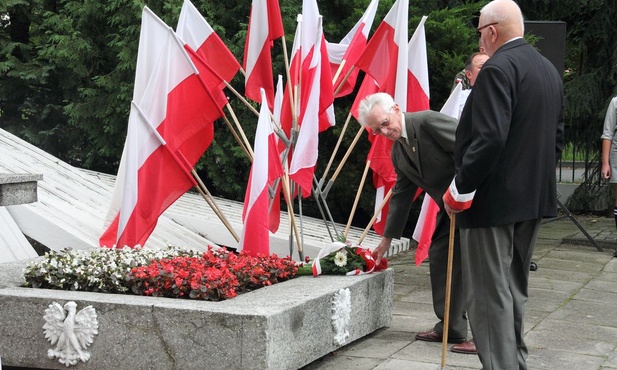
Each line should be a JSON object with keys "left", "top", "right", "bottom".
{"left": 372, "top": 237, "right": 393, "bottom": 266}
{"left": 443, "top": 201, "right": 463, "bottom": 218}
{"left": 442, "top": 178, "right": 474, "bottom": 217}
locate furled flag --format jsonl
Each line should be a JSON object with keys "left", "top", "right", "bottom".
{"left": 406, "top": 16, "right": 429, "bottom": 111}
{"left": 288, "top": 15, "right": 326, "bottom": 198}
{"left": 301, "top": 0, "right": 335, "bottom": 132}
{"left": 327, "top": 0, "right": 379, "bottom": 98}
{"left": 281, "top": 0, "right": 336, "bottom": 140}
{"left": 239, "top": 88, "right": 284, "bottom": 256}
{"left": 176, "top": 0, "right": 240, "bottom": 87}
{"left": 99, "top": 7, "right": 223, "bottom": 248}
{"left": 403, "top": 16, "right": 437, "bottom": 266}
{"left": 352, "top": 0, "right": 409, "bottom": 235}
{"left": 268, "top": 75, "right": 285, "bottom": 233}
{"left": 354, "top": 0, "right": 409, "bottom": 106}
{"left": 243, "top": 0, "right": 284, "bottom": 108}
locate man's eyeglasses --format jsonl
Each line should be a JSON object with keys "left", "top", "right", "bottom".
{"left": 476, "top": 22, "right": 498, "bottom": 37}
{"left": 371, "top": 107, "right": 394, "bottom": 136}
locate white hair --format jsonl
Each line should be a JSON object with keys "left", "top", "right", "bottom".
{"left": 358, "top": 93, "right": 395, "bottom": 126}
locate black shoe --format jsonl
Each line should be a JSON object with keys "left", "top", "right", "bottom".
{"left": 613, "top": 249, "right": 617, "bottom": 258}
{"left": 530, "top": 261, "right": 538, "bottom": 271}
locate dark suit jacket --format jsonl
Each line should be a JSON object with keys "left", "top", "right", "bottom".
{"left": 455, "top": 38, "right": 565, "bottom": 228}
{"left": 383, "top": 110, "right": 457, "bottom": 239}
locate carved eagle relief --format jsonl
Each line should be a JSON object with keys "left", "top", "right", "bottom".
{"left": 43, "top": 301, "right": 99, "bottom": 367}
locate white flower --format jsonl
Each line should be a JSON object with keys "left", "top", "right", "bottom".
{"left": 334, "top": 251, "right": 347, "bottom": 267}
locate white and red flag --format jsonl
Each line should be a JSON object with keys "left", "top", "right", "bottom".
{"left": 327, "top": 0, "right": 379, "bottom": 98}
{"left": 268, "top": 75, "right": 285, "bottom": 233}
{"left": 288, "top": 15, "right": 327, "bottom": 198}
{"left": 239, "top": 88, "right": 284, "bottom": 256}
{"left": 403, "top": 16, "right": 437, "bottom": 266}
{"left": 281, "top": 0, "right": 336, "bottom": 139}
{"left": 354, "top": 0, "right": 409, "bottom": 106}
{"left": 352, "top": 0, "right": 409, "bottom": 235}
{"left": 243, "top": 0, "right": 284, "bottom": 108}
{"left": 406, "top": 16, "right": 429, "bottom": 111}
{"left": 100, "top": 7, "right": 223, "bottom": 248}
{"left": 176, "top": 0, "right": 240, "bottom": 88}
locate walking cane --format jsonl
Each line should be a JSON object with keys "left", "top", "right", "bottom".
{"left": 440, "top": 213, "right": 456, "bottom": 369}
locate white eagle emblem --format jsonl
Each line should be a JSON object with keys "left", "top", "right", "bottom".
{"left": 43, "top": 301, "right": 98, "bottom": 367}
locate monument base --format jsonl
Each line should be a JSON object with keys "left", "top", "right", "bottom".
{"left": 0, "top": 259, "right": 393, "bottom": 370}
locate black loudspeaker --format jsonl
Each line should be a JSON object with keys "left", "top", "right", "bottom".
{"left": 524, "top": 21, "right": 567, "bottom": 78}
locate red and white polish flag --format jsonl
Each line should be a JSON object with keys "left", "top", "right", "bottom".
{"left": 176, "top": 0, "right": 240, "bottom": 87}
{"left": 243, "top": 0, "right": 284, "bottom": 108}
{"left": 326, "top": 0, "right": 379, "bottom": 98}
{"left": 239, "top": 88, "right": 284, "bottom": 256}
{"left": 100, "top": 7, "right": 222, "bottom": 248}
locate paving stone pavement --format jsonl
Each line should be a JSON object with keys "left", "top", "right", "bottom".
{"left": 301, "top": 214, "right": 617, "bottom": 370}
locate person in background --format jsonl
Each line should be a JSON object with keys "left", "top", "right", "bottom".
{"left": 600, "top": 95, "right": 617, "bottom": 258}
{"left": 452, "top": 45, "right": 487, "bottom": 91}
{"left": 456, "top": 52, "right": 489, "bottom": 118}
{"left": 358, "top": 92, "right": 471, "bottom": 352}
{"left": 443, "top": 0, "right": 564, "bottom": 369}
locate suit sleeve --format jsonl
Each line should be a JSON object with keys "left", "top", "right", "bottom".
{"left": 455, "top": 65, "right": 511, "bottom": 194}
{"left": 383, "top": 149, "right": 419, "bottom": 239}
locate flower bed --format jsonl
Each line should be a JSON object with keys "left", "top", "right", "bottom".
{"left": 23, "top": 246, "right": 297, "bottom": 301}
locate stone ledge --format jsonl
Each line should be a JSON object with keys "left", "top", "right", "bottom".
{"left": 0, "top": 173, "right": 42, "bottom": 206}
{"left": 0, "top": 259, "right": 393, "bottom": 370}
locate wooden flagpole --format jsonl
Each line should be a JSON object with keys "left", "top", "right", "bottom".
{"left": 357, "top": 187, "right": 393, "bottom": 244}
{"left": 333, "top": 65, "right": 357, "bottom": 97}
{"left": 281, "top": 172, "right": 304, "bottom": 258}
{"left": 225, "top": 102, "right": 254, "bottom": 159}
{"left": 319, "top": 111, "right": 352, "bottom": 192}
{"left": 321, "top": 124, "right": 365, "bottom": 198}
{"left": 344, "top": 159, "right": 371, "bottom": 238}
{"left": 191, "top": 169, "right": 240, "bottom": 242}
{"left": 221, "top": 113, "right": 252, "bottom": 161}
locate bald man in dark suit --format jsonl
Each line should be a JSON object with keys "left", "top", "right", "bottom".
{"left": 443, "top": 1, "right": 564, "bottom": 368}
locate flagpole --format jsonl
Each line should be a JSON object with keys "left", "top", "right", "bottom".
{"left": 331, "top": 59, "right": 346, "bottom": 88}
{"left": 191, "top": 170, "right": 240, "bottom": 242}
{"left": 319, "top": 111, "right": 352, "bottom": 193}
{"left": 311, "top": 175, "right": 337, "bottom": 241}
{"left": 221, "top": 113, "right": 252, "bottom": 161}
{"left": 344, "top": 159, "right": 371, "bottom": 238}
{"left": 225, "top": 103, "right": 254, "bottom": 159}
{"left": 280, "top": 172, "right": 304, "bottom": 260}
{"left": 321, "top": 124, "right": 365, "bottom": 198}
{"left": 333, "top": 65, "right": 356, "bottom": 97}
{"left": 357, "top": 187, "right": 393, "bottom": 244}
{"left": 222, "top": 77, "right": 260, "bottom": 117}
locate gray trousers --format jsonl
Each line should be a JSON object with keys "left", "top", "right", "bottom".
{"left": 429, "top": 210, "right": 467, "bottom": 339}
{"left": 460, "top": 218, "right": 541, "bottom": 370}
